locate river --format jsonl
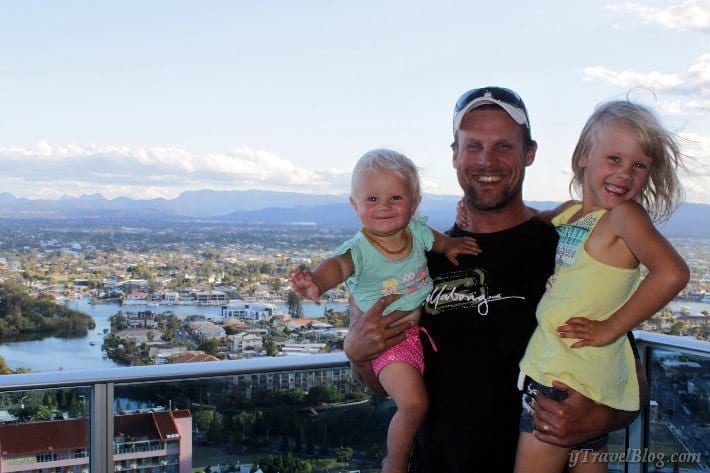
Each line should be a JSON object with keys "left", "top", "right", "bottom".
{"left": 0, "top": 298, "right": 703, "bottom": 373}
{"left": 0, "top": 298, "right": 346, "bottom": 373}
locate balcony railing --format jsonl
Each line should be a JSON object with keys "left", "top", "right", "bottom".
{"left": 0, "top": 333, "right": 706, "bottom": 473}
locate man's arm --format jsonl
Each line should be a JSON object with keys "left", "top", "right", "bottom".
{"left": 532, "top": 353, "right": 649, "bottom": 446}
{"left": 343, "top": 294, "right": 413, "bottom": 396}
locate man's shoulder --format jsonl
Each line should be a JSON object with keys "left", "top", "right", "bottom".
{"left": 446, "top": 216, "right": 556, "bottom": 236}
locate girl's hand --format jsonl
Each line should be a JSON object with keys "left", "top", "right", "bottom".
{"left": 455, "top": 198, "right": 469, "bottom": 230}
{"left": 442, "top": 236, "right": 481, "bottom": 265}
{"left": 557, "top": 317, "right": 620, "bottom": 348}
{"left": 288, "top": 265, "right": 323, "bottom": 303}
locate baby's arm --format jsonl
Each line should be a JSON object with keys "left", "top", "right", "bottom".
{"left": 289, "top": 252, "right": 355, "bottom": 304}
{"left": 430, "top": 227, "right": 481, "bottom": 265}
{"left": 558, "top": 202, "right": 689, "bottom": 348}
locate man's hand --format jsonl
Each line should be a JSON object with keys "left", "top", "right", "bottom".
{"left": 344, "top": 294, "right": 412, "bottom": 363}
{"left": 532, "top": 380, "right": 614, "bottom": 447}
{"left": 533, "top": 346, "right": 647, "bottom": 446}
{"left": 344, "top": 295, "right": 413, "bottom": 395}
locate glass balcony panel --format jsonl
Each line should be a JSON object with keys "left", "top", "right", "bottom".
{"left": 111, "top": 363, "right": 391, "bottom": 472}
{"left": 0, "top": 333, "right": 706, "bottom": 472}
{"left": 646, "top": 348, "right": 709, "bottom": 472}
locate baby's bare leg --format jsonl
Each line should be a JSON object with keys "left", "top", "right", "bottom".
{"left": 378, "top": 362, "right": 427, "bottom": 473}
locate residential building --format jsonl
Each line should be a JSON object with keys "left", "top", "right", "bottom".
{"left": 115, "top": 328, "right": 164, "bottom": 345}
{"left": 190, "top": 321, "right": 226, "bottom": 340}
{"left": 0, "top": 410, "right": 192, "bottom": 473}
{"left": 280, "top": 343, "right": 328, "bottom": 356}
{"left": 191, "top": 290, "right": 227, "bottom": 305}
{"left": 228, "top": 332, "right": 263, "bottom": 352}
{"left": 123, "top": 292, "right": 149, "bottom": 305}
{"left": 126, "top": 311, "right": 157, "bottom": 328}
{"left": 221, "top": 300, "right": 277, "bottom": 322}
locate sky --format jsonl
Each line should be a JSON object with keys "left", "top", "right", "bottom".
{"left": 0, "top": 0, "right": 708, "bottom": 204}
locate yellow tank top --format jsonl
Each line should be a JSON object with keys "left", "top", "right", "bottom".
{"left": 519, "top": 204, "right": 640, "bottom": 410}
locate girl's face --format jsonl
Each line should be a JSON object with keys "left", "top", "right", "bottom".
{"left": 350, "top": 169, "right": 418, "bottom": 237}
{"left": 580, "top": 124, "right": 652, "bottom": 211}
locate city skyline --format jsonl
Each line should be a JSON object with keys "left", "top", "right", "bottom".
{"left": 1, "top": 1, "right": 709, "bottom": 204}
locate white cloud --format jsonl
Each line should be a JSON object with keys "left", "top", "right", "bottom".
{"left": 582, "top": 54, "right": 710, "bottom": 113}
{"left": 607, "top": 0, "right": 710, "bottom": 33}
{"left": 591, "top": 3, "right": 710, "bottom": 113}
{"left": 582, "top": 66, "right": 683, "bottom": 92}
{"left": 678, "top": 132, "right": 710, "bottom": 203}
{"left": 0, "top": 142, "right": 351, "bottom": 199}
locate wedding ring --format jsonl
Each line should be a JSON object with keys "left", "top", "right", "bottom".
{"left": 543, "top": 424, "right": 550, "bottom": 432}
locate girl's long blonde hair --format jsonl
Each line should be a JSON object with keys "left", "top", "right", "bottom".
{"left": 570, "top": 100, "right": 685, "bottom": 222}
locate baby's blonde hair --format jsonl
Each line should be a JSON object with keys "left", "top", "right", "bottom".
{"left": 570, "top": 100, "right": 685, "bottom": 222}
{"left": 351, "top": 149, "right": 422, "bottom": 207}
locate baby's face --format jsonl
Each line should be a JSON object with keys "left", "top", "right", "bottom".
{"left": 350, "top": 169, "right": 417, "bottom": 237}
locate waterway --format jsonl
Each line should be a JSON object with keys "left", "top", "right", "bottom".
{"left": 0, "top": 298, "right": 346, "bottom": 373}
{"left": 0, "top": 298, "right": 703, "bottom": 374}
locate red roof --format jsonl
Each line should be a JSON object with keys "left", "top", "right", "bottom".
{"left": 0, "top": 410, "right": 191, "bottom": 457}
{"left": 0, "top": 419, "right": 86, "bottom": 456}
{"left": 173, "top": 352, "right": 220, "bottom": 363}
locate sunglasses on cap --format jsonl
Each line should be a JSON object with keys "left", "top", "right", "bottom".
{"left": 453, "top": 86, "right": 531, "bottom": 139}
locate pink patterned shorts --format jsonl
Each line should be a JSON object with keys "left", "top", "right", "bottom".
{"left": 372, "top": 325, "right": 438, "bottom": 376}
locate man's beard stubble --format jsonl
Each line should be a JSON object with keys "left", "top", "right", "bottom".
{"left": 463, "top": 179, "right": 523, "bottom": 211}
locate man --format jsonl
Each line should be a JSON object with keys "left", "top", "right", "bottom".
{"left": 344, "top": 86, "right": 646, "bottom": 471}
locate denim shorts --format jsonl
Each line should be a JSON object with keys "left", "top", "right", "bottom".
{"left": 519, "top": 376, "right": 608, "bottom": 451}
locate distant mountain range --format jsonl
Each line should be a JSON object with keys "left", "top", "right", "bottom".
{"left": 0, "top": 190, "right": 707, "bottom": 237}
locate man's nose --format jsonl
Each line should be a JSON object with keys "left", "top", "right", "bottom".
{"left": 478, "top": 148, "right": 498, "bottom": 166}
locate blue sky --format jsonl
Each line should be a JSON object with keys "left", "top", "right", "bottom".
{"left": 0, "top": 0, "right": 708, "bottom": 204}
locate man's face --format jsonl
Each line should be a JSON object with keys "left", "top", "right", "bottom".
{"left": 452, "top": 108, "right": 536, "bottom": 211}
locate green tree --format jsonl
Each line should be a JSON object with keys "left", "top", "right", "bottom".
{"left": 262, "top": 336, "right": 279, "bottom": 357}
{"left": 198, "top": 338, "right": 221, "bottom": 357}
{"left": 257, "top": 454, "right": 312, "bottom": 473}
{"left": 271, "top": 388, "right": 307, "bottom": 405}
{"left": 268, "top": 276, "right": 281, "bottom": 292}
{"left": 286, "top": 291, "right": 303, "bottom": 318}
{"left": 127, "top": 263, "right": 155, "bottom": 281}
{"left": 335, "top": 446, "right": 354, "bottom": 465}
{"left": 194, "top": 409, "right": 214, "bottom": 432}
{"left": 260, "top": 263, "right": 276, "bottom": 275}
{"left": 306, "top": 385, "right": 344, "bottom": 404}
{"left": 233, "top": 410, "right": 264, "bottom": 441}
{"left": 109, "top": 312, "right": 128, "bottom": 332}
{"left": 34, "top": 404, "right": 54, "bottom": 420}
{"left": 207, "top": 412, "right": 226, "bottom": 444}
{"left": 323, "top": 309, "right": 349, "bottom": 328}
{"left": 0, "top": 356, "right": 14, "bottom": 374}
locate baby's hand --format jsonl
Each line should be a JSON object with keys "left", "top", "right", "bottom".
{"left": 455, "top": 198, "right": 469, "bottom": 230}
{"left": 442, "top": 236, "right": 481, "bottom": 266}
{"left": 288, "top": 265, "right": 322, "bottom": 303}
{"left": 557, "top": 317, "right": 619, "bottom": 348}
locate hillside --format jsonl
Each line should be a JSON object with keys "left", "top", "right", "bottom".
{"left": 0, "top": 190, "right": 707, "bottom": 237}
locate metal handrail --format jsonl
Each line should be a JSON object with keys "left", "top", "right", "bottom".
{"left": 0, "top": 352, "right": 350, "bottom": 391}
{"left": 633, "top": 330, "right": 709, "bottom": 358}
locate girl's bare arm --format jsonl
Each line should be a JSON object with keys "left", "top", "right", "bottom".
{"left": 559, "top": 201, "right": 689, "bottom": 347}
